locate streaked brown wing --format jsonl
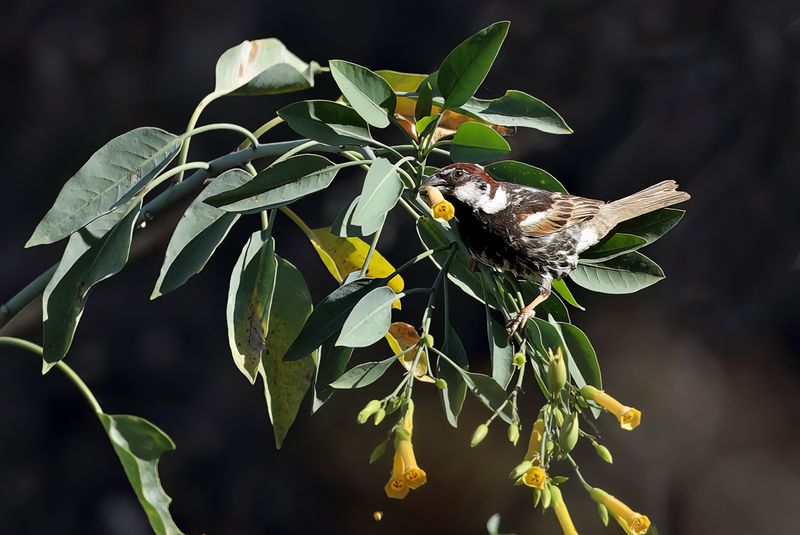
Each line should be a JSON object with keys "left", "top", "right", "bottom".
{"left": 516, "top": 192, "right": 604, "bottom": 237}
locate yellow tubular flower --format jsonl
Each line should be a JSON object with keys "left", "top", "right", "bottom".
{"left": 590, "top": 488, "right": 650, "bottom": 535}
{"left": 580, "top": 386, "right": 642, "bottom": 430}
{"left": 384, "top": 448, "right": 409, "bottom": 499}
{"left": 397, "top": 439, "right": 427, "bottom": 489}
{"left": 432, "top": 200, "right": 455, "bottom": 221}
{"left": 549, "top": 486, "right": 579, "bottom": 535}
{"left": 524, "top": 419, "right": 546, "bottom": 462}
{"left": 522, "top": 466, "right": 547, "bottom": 490}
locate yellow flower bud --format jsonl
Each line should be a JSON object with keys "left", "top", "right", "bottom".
{"left": 546, "top": 347, "right": 567, "bottom": 394}
{"left": 432, "top": 200, "right": 455, "bottom": 221}
{"left": 421, "top": 185, "right": 445, "bottom": 206}
{"left": 513, "top": 351, "right": 526, "bottom": 367}
{"left": 581, "top": 385, "right": 642, "bottom": 430}
{"left": 508, "top": 423, "right": 520, "bottom": 446}
{"left": 435, "top": 378, "right": 448, "bottom": 390}
{"left": 590, "top": 487, "right": 651, "bottom": 535}
{"left": 524, "top": 419, "right": 545, "bottom": 462}
{"left": 540, "top": 484, "right": 552, "bottom": 510}
{"left": 594, "top": 443, "right": 613, "bottom": 464}
{"left": 522, "top": 466, "right": 547, "bottom": 490}
{"left": 358, "top": 399, "right": 382, "bottom": 424}
{"left": 421, "top": 333, "right": 434, "bottom": 347}
{"left": 597, "top": 502, "right": 609, "bottom": 526}
{"left": 471, "top": 423, "right": 489, "bottom": 447}
{"left": 373, "top": 408, "right": 386, "bottom": 425}
{"left": 553, "top": 406, "right": 565, "bottom": 427}
{"left": 558, "top": 413, "right": 579, "bottom": 454}
{"left": 550, "top": 486, "right": 579, "bottom": 535}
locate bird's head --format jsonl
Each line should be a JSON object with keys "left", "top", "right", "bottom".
{"left": 421, "top": 163, "right": 504, "bottom": 212}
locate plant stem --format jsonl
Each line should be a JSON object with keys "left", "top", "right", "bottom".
{"left": 183, "top": 123, "right": 260, "bottom": 148}
{"left": 565, "top": 454, "right": 593, "bottom": 492}
{"left": 175, "top": 92, "right": 222, "bottom": 182}
{"left": 0, "top": 337, "right": 103, "bottom": 414}
{"left": 359, "top": 223, "right": 383, "bottom": 278}
{"left": 0, "top": 139, "right": 312, "bottom": 332}
{"left": 241, "top": 116, "right": 284, "bottom": 149}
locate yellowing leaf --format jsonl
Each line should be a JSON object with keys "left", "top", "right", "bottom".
{"left": 307, "top": 227, "right": 404, "bottom": 305}
{"left": 385, "top": 322, "right": 434, "bottom": 383}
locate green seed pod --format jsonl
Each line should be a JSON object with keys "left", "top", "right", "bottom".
{"left": 553, "top": 406, "right": 565, "bottom": 427}
{"left": 373, "top": 408, "right": 386, "bottom": 425}
{"left": 422, "top": 333, "right": 434, "bottom": 347}
{"left": 594, "top": 443, "right": 613, "bottom": 464}
{"left": 546, "top": 347, "right": 567, "bottom": 395}
{"left": 532, "top": 488, "right": 542, "bottom": 507}
{"left": 509, "top": 460, "right": 533, "bottom": 479}
{"left": 558, "top": 413, "right": 580, "bottom": 454}
{"left": 357, "top": 399, "right": 382, "bottom": 424}
{"left": 508, "top": 424, "right": 520, "bottom": 446}
{"left": 512, "top": 352, "right": 526, "bottom": 367}
{"left": 597, "top": 502, "right": 609, "bottom": 526}
{"left": 471, "top": 423, "right": 489, "bottom": 447}
{"left": 435, "top": 378, "right": 448, "bottom": 390}
{"left": 540, "top": 484, "right": 552, "bottom": 510}
{"left": 545, "top": 440, "right": 554, "bottom": 454}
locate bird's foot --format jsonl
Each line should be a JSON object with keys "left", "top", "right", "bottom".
{"left": 506, "top": 308, "right": 535, "bottom": 340}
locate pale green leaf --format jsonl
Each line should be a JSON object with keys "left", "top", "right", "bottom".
{"left": 278, "top": 100, "right": 373, "bottom": 146}
{"left": 459, "top": 90, "right": 572, "bottom": 134}
{"left": 329, "top": 354, "right": 396, "bottom": 389}
{"left": 329, "top": 60, "right": 396, "bottom": 128}
{"left": 569, "top": 251, "right": 664, "bottom": 294}
{"left": 27, "top": 128, "right": 180, "bottom": 247}
{"left": 351, "top": 158, "right": 403, "bottom": 226}
{"left": 336, "top": 286, "right": 398, "bottom": 347}
{"left": 214, "top": 38, "right": 322, "bottom": 96}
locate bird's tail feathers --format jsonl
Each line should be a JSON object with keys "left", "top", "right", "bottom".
{"left": 603, "top": 180, "right": 690, "bottom": 225}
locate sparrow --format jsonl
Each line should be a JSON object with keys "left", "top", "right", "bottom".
{"left": 420, "top": 163, "right": 690, "bottom": 337}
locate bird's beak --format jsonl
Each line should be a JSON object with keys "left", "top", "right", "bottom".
{"left": 420, "top": 172, "right": 447, "bottom": 190}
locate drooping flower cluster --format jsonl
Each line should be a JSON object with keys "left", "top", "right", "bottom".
{"left": 384, "top": 400, "right": 427, "bottom": 500}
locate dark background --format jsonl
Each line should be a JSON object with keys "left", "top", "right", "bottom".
{"left": 2, "top": 1, "right": 800, "bottom": 534}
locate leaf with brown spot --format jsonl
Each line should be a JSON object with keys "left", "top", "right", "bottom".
{"left": 226, "top": 231, "right": 278, "bottom": 383}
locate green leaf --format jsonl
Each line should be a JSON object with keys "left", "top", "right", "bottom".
{"left": 552, "top": 279, "right": 584, "bottom": 310}
{"left": 205, "top": 155, "right": 338, "bottom": 212}
{"left": 259, "top": 257, "right": 315, "bottom": 448}
{"left": 312, "top": 337, "right": 354, "bottom": 412}
{"left": 351, "top": 158, "right": 403, "bottom": 227}
{"left": 42, "top": 199, "right": 141, "bottom": 366}
{"left": 438, "top": 324, "right": 468, "bottom": 427}
{"left": 152, "top": 169, "right": 249, "bottom": 298}
{"left": 226, "top": 230, "right": 278, "bottom": 383}
{"left": 461, "top": 371, "right": 514, "bottom": 424}
{"left": 459, "top": 90, "right": 572, "bottom": 134}
{"left": 331, "top": 195, "right": 384, "bottom": 238}
{"left": 329, "top": 60, "right": 396, "bottom": 128}
{"left": 438, "top": 21, "right": 510, "bottom": 109}
{"left": 569, "top": 251, "right": 665, "bottom": 294}
{"left": 278, "top": 100, "right": 373, "bottom": 146}
{"left": 450, "top": 122, "right": 511, "bottom": 164}
{"left": 580, "top": 232, "right": 648, "bottom": 263}
{"left": 284, "top": 278, "right": 381, "bottom": 361}
{"left": 614, "top": 208, "right": 685, "bottom": 245}
{"left": 414, "top": 78, "right": 434, "bottom": 120}
{"left": 416, "top": 217, "right": 500, "bottom": 309}
{"left": 482, "top": 278, "right": 513, "bottom": 388}
{"left": 329, "top": 354, "right": 397, "bottom": 389}
{"left": 27, "top": 128, "right": 180, "bottom": 247}
{"left": 484, "top": 160, "right": 567, "bottom": 193}
{"left": 336, "top": 286, "right": 398, "bottom": 347}
{"left": 98, "top": 414, "right": 182, "bottom": 535}
{"left": 556, "top": 321, "right": 601, "bottom": 390}
{"left": 375, "top": 70, "right": 428, "bottom": 93}
{"left": 214, "top": 38, "right": 322, "bottom": 96}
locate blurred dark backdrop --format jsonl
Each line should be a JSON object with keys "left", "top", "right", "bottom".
{"left": 2, "top": 1, "right": 800, "bottom": 534}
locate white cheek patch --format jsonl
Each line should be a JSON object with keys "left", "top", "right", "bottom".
{"left": 454, "top": 182, "right": 483, "bottom": 204}
{"left": 480, "top": 187, "right": 508, "bottom": 214}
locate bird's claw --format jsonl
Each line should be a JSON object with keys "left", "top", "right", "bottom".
{"left": 506, "top": 309, "right": 535, "bottom": 340}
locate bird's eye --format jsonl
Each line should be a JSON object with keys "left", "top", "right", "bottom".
{"left": 453, "top": 169, "right": 464, "bottom": 179}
